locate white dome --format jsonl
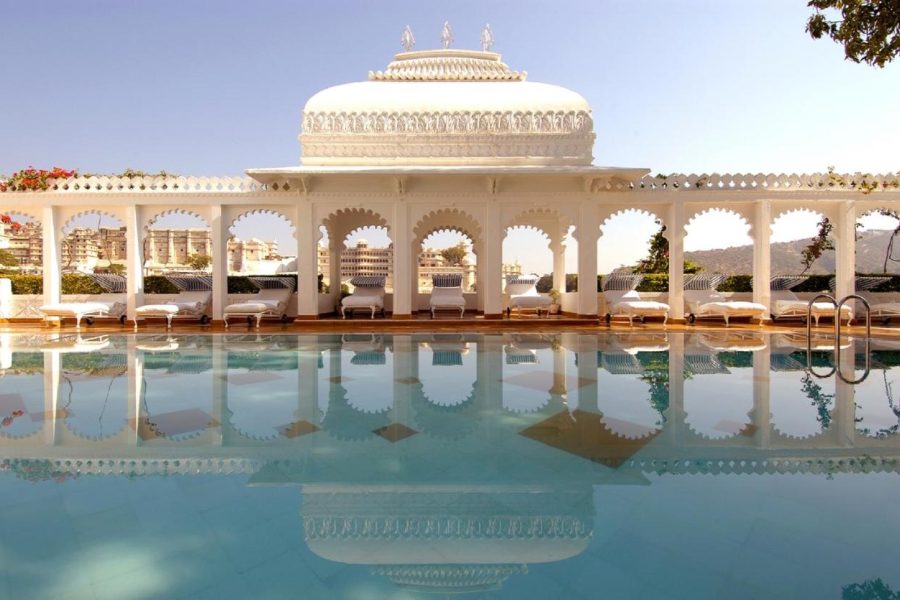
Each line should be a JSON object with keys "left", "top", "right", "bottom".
{"left": 299, "top": 49, "right": 595, "bottom": 167}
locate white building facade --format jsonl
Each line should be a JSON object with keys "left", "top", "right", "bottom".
{"left": 2, "top": 45, "right": 899, "bottom": 322}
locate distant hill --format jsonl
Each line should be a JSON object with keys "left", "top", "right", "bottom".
{"left": 684, "top": 229, "right": 900, "bottom": 275}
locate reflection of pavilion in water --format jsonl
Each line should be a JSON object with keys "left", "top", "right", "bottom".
{"left": 3, "top": 332, "right": 900, "bottom": 592}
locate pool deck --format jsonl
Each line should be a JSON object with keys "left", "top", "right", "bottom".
{"left": 3, "top": 314, "right": 899, "bottom": 336}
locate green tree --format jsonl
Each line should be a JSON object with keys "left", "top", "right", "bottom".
{"left": 0, "top": 249, "right": 18, "bottom": 267}
{"left": 634, "top": 221, "right": 701, "bottom": 274}
{"left": 105, "top": 263, "right": 126, "bottom": 275}
{"left": 187, "top": 253, "right": 212, "bottom": 270}
{"left": 440, "top": 242, "right": 468, "bottom": 266}
{"left": 806, "top": 0, "right": 900, "bottom": 67}
{"left": 800, "top": 217, "right": 835, "bottom": 274}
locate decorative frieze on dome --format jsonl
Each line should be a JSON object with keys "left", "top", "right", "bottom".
{"left": 368, "top": 49, "right": 526, "bottom": 81}
{"left": 302, "top": 110, "right": 592, "bottom": 136}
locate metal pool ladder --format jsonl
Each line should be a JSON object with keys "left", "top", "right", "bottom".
{"left": 805, "top": 293, "right": 871, "bottom": 384}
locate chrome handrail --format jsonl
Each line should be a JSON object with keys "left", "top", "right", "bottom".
{"left": 835, "top": 294, "right": 871, "bottom": 384}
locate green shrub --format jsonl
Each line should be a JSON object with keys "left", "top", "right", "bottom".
{"left": 3, "top": 274, "right": 42, "bottom": 294}
{"left": 718, "top": 275, "right": 753, "bottom": 292}
{"left": 636, "top": 274, "right": 669, "bottom": 292}
{"left": 143, "top": 276, "right": 180, "bottom": 294}
{"left": 792, "top": 275, "right": 834, "bottom": 293}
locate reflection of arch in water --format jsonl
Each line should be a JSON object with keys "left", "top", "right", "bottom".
{"left": 596, "top": 351, "right": 667, "bottom": 440}
{"left": 321, "top": 383, "right": 390, "bottom": 442}
{"left": 0, "top": 370, "right": 46, "bottom": 440}
{"left": 683, "top": 351, "right": 753, "bottom": 440}
{"left": 419, "top": 341, "right": 476, "bottom": 407}
{"left": 60, "top": 353, "right": 129, "bottom": 441}
{"left": 340, "top": 337, "right": 394, "bottom": 414}
{"left": 501, "top": 340, "right": 555, "bottom": 413}
{"left": 854, "top": 369, "right": 900, "bottom": 439}
{"left": 301, "top": 486, "right": 593, "bottom": 594}
{"left": 411, "top": 385, "right": 478, "bottom": 441}
{"left": 769, "top": 372, "right": 831, "bottom": 440}
{"left": 224, "top": 355, "right": 297, "bottom": 441}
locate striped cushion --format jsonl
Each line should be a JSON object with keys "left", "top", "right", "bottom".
{"left": 432, "top": 273, "right": 463, "bottom": 288}
{"left": 89, "top": 274, "right": 127, "bottom": 293}
{"left": 432, "top": 351, "right": 463, "bottom": 366}
{"left": 349, "top": 276, "right": 386, "bottom": 288}
{"left": 603, "top": 273, "right": 642, "bottom": 291}
{"left": 249, "top": 276, "right": 297, "bottom": 291}
{"left": 770, "top": 276, "right": 805, "bottom": 291}
{"left": 684, "top": 273, "right": 726, "bottom": 291}
{"left": 165, "top": 275, "right": 213, "bottom": 291}
{"left": 506, "top": 274, "right": 539, "bottom": 286}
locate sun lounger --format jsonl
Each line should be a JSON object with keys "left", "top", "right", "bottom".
{"left": 684, "top": 274, "right": 766, "bottom": 326}
{"left": 429, "top": 274, "right": 466, "bottom": 318}
{"left": 135, "top": 276, "right": 212, "bottom": 330}
{"left": 341, "top": 276, "right": 386, "bottom": 319}
{"left": 505, "top": 274, "right": 551, "bottom": 317}
{"left": 224, "top": 276, "right": 294, "bottom": 328}
{"left": 602, "top": 273, "right": 669, "bottom": 325}
{"left": 768, "top": 276, "right": 851, "bottom": 326}
{"left": 40, "top": 273, "right": 128, "bottom": 329}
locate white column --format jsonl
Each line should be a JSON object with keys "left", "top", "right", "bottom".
{"left": 666, "top": 202, "right": 685, "bottom": 320}
{"left": 576, "top": 202, "right": 599, "bottom": 317}
{"left": 41, "top": 206, "right": 61, "bottom": 307}
{"left": 329, "top": 242, "right": 341, "bottom": 312}
{"left": 296, "top": 200, "right": 319, "bottom": 318}
{"left": 752, "top": 344, "right": 771, "bottom": 448}
{"left": 297, "top": 336, "right": 320, "bottom": 423}
{"left": 551, "top": 238, "right": 566, "bottom": 294}
{"left": 209, "top": 204, "right": 227, "bottom": 321}
{"left": 392, "top": 203, "right": 412, "bottom": 317}
{"left": 483, "top": 203, "right": 503, "bottom": 318}
{"left": 833, "top": 200, "right": 856, "bottom": 302}
{"left": 42, "top": 350, "right": 60, "bottom": 444}
{"left": 125, "top": 205, "right": 144, "bottom": 323}
{"left": 752, "top": 200, "right": 771, "bottom": 314}
{"left": 575, "top": 335, "right": 599, "bottom": 413}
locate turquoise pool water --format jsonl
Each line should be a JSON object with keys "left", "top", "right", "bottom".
{"left": 1, "top": 331, "right": 899, "bottom": 599}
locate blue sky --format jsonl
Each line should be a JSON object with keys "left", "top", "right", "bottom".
{"left": 2, "top": 0, "right": 898, "bottom": 273}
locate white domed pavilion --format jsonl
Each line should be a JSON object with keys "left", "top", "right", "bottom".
{"left": 2, "top": 24, "right": 897, "bottom": 325}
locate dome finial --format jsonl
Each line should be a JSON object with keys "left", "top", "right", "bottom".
{"left": 481, "top": 24, "right": 495, "bottom": 51}
{"left": 440, "top": 21, "right": 454, "bottom": 49}
{"left": 400, "top": 25, "right": 415, "bottom": 52}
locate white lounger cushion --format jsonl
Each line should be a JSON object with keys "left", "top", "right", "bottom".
{"left": 509, "top": 294, "right": 552, "bottom": 308}
{"left": 342, "top": 287, "right": 385, "bottom": 308}
{"left": 773, "top": 300, "right": 852, "bottom": 319}
{"left": 224, "top": 302, "right": 270, "bottom": 314}
{"left": 770, "top": 291, "right": 851, "bottom": 320}
{"left": 607, "top": 290, "right": 669, "bottom": 317}
{"left": 685, "top": 290, "right": 767, "bottom": 321}
{"left": 40, "top": 301, "right": 122, "bottom": 317}
{"left": 871, "top": 302, "right": 900, "bottom": 317}
{"left": 430, "top": 287, "right": 466, "bottom": 307}
{"left": 136, "top": 304, "right": 180, "bottom": 316}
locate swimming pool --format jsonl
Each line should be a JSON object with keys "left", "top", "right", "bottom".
{"left": 1, "top": 331, "right": 899, "bottom": 599}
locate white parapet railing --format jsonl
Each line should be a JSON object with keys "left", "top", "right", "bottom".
{"left": 0, "top": 175, "right": 298, "bottom": 194}
{"left": 631, "top": 172, "right": 900, "bottom": 193}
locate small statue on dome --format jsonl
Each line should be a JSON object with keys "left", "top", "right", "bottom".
{"left": 440, "top": 21, "right": 453, "bottom": 49}
{"left": 400, "top": 25, "right": 415, "bottom": 52}
{"left": 480, "top": 24, "right": 494, "bottom": 51}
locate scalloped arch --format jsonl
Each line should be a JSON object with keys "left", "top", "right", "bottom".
{"left": 228, "top": 209, "right": 296, "bottom": 233}
{"left": 413, "top": 208, "right": 483, "bottom": 248}
{"left": 62, "top": 210, "right": 124, "bottom": 233}
{"left": 322, "top": 208, "right": 390, "bottom": 243}
{"left": 771, "top": 206, "right": 830, "bottom": 223}
{"left": 144, "top": 208, "right": 209, "bottom": 233}
{"left": 600, "top": 208, "right": 665, "bottom": 231}
{"left": 684, "top": 207, "right": 754, "bottom": 239}
{"left": 1, "top": 209, "right": 41, "bottom": 222}
{"left": 506, "top": 207, "right": 572, "bottom": 231}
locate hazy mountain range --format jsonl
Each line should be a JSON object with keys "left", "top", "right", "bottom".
{"left": 684, "top": 229, "right": 900, "bottom": 275}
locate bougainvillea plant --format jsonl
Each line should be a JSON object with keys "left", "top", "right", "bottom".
{"left": 0, "top": 166, "right": 78, "bottom": 192}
